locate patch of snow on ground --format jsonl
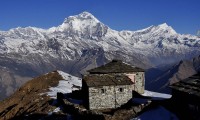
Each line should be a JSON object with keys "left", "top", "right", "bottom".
{"left": 53, "top": 107, "right": 61, "bottom": 113}
{"left": 46, "top": 71, "right": 82, "bottom": 99}
{"left": 48, "top": 107, "right": 61, "bottom": 116}
{"left": 58, "top": 71, "right": 82, "bottom": 87}
{"left": 142, "top": 90, "right": 171, "bottom": 99}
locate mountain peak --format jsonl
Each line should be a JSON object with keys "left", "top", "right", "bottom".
{"left": 158, "top": 23, "right": 169, "bottom": 28}
{"left": 78, "top": 11, "right": 96, "bottom": 19}
{"left": 51, "top": 12, "right": 107, "bottom": 35}
{"left": 157, "top": 23, "right": 177, "bottom": 34}
{"left": 63, "top": 11, "right": 99, "bottom": 24}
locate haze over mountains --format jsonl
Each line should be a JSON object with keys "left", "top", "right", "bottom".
{"left": 197, "top": 30, "right": 200, "bottom": 36}
{"left": 0, "top": 12, "right": 200, "bottom": 100}
{"left": 146, "top": 55, "right": 200, "bottom": 93}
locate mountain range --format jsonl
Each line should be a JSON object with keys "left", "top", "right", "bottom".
{"left": 0, "top": 11, "right": 200, "bottom": 100}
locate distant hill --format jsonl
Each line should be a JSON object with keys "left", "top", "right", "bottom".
{"left": 146, "top": 55, "right": 200, "bottom": 93}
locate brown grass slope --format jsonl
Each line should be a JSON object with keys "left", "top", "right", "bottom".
{"left": 0, "top": 71, "right": 63, "bottom": 120}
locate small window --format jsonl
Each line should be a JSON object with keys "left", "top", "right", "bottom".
{"left": 101, "top": 89, "right": 106, "bottom": 93}
{"left": 119, "top": 88, "right": 124, "bottom": 92}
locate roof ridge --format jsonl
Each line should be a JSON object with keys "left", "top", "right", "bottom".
{"left": 88, "top": 60, "right": 144, "bottom": 74}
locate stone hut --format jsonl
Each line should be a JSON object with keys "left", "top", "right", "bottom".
{"left": 82, "top": 60, "right": 145, "bottom": 110}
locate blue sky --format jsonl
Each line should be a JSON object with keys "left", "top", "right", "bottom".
{"left": 0, "top": 0, "right": 199, "bottom": 35}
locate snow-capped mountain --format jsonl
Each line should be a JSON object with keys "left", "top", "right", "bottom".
{"left": 0, "top": 11, "right": 200, "bottom": 100}
{"left": 1, "top": 12, "right": 200, "bottom": 65}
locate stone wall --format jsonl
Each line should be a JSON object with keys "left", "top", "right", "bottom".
{"left": 115, "top": 85, "right": 132, "bottom": 107}
{"left": 125, "top": 72, "right": 145, "bottom": 94}
{"left": 134, "top": 72, "right": 145, "bottom": 94}
{"left": 89, "top": 86, "right": 115, "bottom": 110}
{"left": 88, "top": 85, "right": 132, "bottom": 110}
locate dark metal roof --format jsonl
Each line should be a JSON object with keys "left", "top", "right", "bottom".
{"left": 170, "top": 73, "right": 200, "bottom": 97}
{"left": 83, "top": 74, "right": 133, "bottom": 87}
{"left": 88, "top": 60, "right": 145, "bottom": 74}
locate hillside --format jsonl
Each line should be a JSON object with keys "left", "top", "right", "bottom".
{"left": 0, "top": 70, "right": 84, "bottom": 120}
{"left": 0, "top": 71, "right": 62, "bottom": 119}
